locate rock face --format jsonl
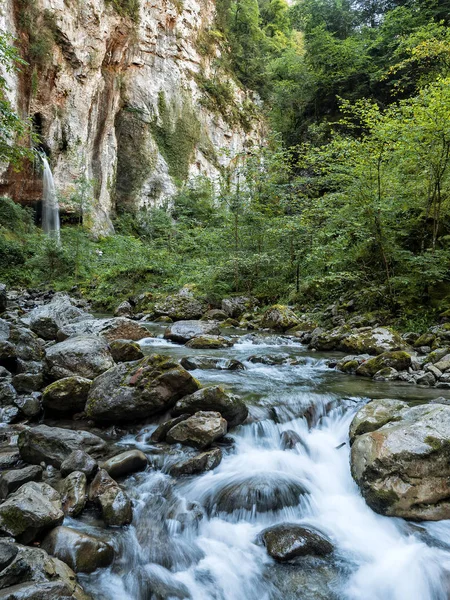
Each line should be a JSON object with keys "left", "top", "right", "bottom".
{"left": 24, "top": 295, "right": 92, "bottom": 341}
{"left": 86, "top": 354, "right": 200, "bottom": 422}
{"left": 57, "top": 318, "right": 149, "bottom": 343}
{"left": 260, "top": 524, "right": 333, "bottom": 562}
{"left": 42, "top": 376, "right": 92, "bottom": 414}
{"left": 262, "top": 306, "right": 300, "bottom": 331}
{"left": 172, "top": 386, "right": 248, "bottom": 428}
{"left": 88, "top": 469, "right": 132, "bottom": 526}
{"left": 351, "top": 400, "right": 450, "bottom": 519}
{"left": 164, "top": 321, "right": 220, "bottom": 344}
{"left": 166, "top": 411, "right": 227, "bottom": 448}
{"left": 45, "top": 336, "right": 115, "bottom": 380}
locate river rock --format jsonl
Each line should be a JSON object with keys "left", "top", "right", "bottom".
{"left": 168, "top": 447, "right": 222, "bottom": 477}
{"left": 259, "top": 524, "right": 333, "bottom": 562}
{"left": 14, "top": 393, "right": 41, "bottom": 418}
{"left": 340, "top": 327, "right": 403, "bottom": 355}
{"left": 180, "top": 357, "right": 245, "bottom": 371}
{"left": 150, "top": 415, "right": 191, "bottom": 443}
{"left": 280, "top": 430, "right": 308, "bottom": 451}
{"left": 221, "top": 297, "right": 252, "bottom": 318}
{"left": 88, "top": 469, "right": 132, "bottom": 526}
{"left": 0, "top": 285, "right": 6, "bottom": 314}
{"left": 154, "top": 291, "right": 206, "bottom": 321}
{"left": 351, "top": 401, "right": 450, "bottom": 519}
{"left": 41, "top": 526, "right": 114, "bottom": 573}
{"left": 114, "top": 301, "right": 133, "bottom": 317}
{"left": 11, "top": 373, "right": 43, "bottom": 394}
{"left": 185, "top": 335, "right": 233, "bottom": 349}
{"left": 61, "top": 471, "right": 87, "bottom": 516}
{"left": 42, "top": 377, "right": 92, "bottom": 414}
{"left": 261, "top": 305, "right": 300, "bottom": 331}
{"left": 164, "top": 320, "right": 220, "bottom": 343}
{"left": 373, "top": 367, "right": 399, "bottom": 381}
{"left": 0, "top": 343, "right": 17, "bottom": 375}
{"left": 349, "top": 399, "right": 408, "bottom": 442}
{"left": 201, "top": 309, "right": 228, "bottom": 321}
{"left": 166, "top": 411, "right": 227, "bottom": 449}
{"left": 433, "top": 354, "right": 450, "bottom": 372}
{"left": 100, "top": 450, "right": 148, "bottom": 479}
{"left": 57, "top": 317, "right": 149, "bottom": 342}
{"left": 109, "top": 339, "right": 144, "bottom": 362}
{"left": 45, "top": 336, "right": 115, "bottom": 381}
{"left": 0, "top": 466, "right": 43, "bottom": 500}
{"left": 0, "top": 382, "right": 17, "bottom": 406}
{"left": 18, "top": 425, "right": 108, "bottom": 468}
{"left": 85, "top": 354, "right": 200, "bottom": 422}
{"left": 60, "top": 450, "right": 98, "bottom": 480}
{"left": 24, "top": 294, "right": 92, "bottom": 341}
{"left": 355, "top": 351, "right": 412, "bottom": 377}
{"left": 0, "top": 482, "right": 64, "bottom": 543}
{"left": 172, "top": 386, "right": 248, "bottom": 428}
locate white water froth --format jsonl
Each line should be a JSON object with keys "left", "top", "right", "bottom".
{"left": 41, "top": 156, "right": 60, "bottom": 242}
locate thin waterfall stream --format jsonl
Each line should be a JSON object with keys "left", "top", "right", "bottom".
{"left": 71, "top": 326, "right": 450, "bottom": 600}
{"left": 41, "top": 156, "right": 60, "bottom": 242}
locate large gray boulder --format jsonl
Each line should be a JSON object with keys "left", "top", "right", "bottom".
{"left": 88, "top": 469, "right": 132, "bottom": 526}
{"left": 164, "top": 321, "right": 220, "bottom": 344}
{"left": 0, "top": 466, "right": 43, "bottom": 500}
{"left": 0, "top": 320, "right": 44, "bottom": 365}
{"left": 45, "top": 336, "right": 114, "bottom": 380}
{"left": 166, "top": 411, "right": 227, "bottom": 449}
{"left": 42, "top": 377, "right": 92, "bottom": 414}
{"left": 0, "top": 482, "right": 63, "bottom": 543}
{"left": 340, "top": 327, "right": 403, "bottom": 355}
{"left": 60, "top": 450, "right": 98, "bottom": 480}
{"left": 172, "top": 386, "right": 248, "bottom": 428}
{"left": 23, "top": 294, "right": 92, "bottom": 341}
{"left": 259, "top": 524, "right": 333, "bottom": 562}
{"left": 261, "top": 305, "right": 300, "bottom": 331}
{"left": 154, "top": 290, "right": 206, "bottom": 321}
{"left": 85, "top": 354, "right": 200, "bottom": 423}
{"left": 349, "top": 399, "right": 408, "bottom": 442}
{"left": 221, "top": 297, "right": 252, "bottom": 318}
{"left": 18, "top": 425, "right": 108, "bottom": 468}
{"left": 351, "top": 401, "right": 450, "bottom": 519}
{"left": 57, "top": 317, "right": 149, "bottom": 343}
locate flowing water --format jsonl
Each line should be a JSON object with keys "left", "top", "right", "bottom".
{"left": 41, "top": 156, "right": 60, "bottom": 242}
{"left": 75, "top": 326, "right": 450, "bottom": 600}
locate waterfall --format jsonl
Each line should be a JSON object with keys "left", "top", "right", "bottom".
{"left": 41, "top": 156, "right": 60, "bottom": 242}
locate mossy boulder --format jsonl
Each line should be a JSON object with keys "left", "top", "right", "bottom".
{"left": 340, "top": 327, "right": 403, "bottom": 355}
{"left": 172, "top": 385, "right": 248, "bottom": 428}
{"left": 221, "top": 297, "right": 253, "bottom": 319}
{"left": 85, "top": 354, "right": 201, "bottom": 422}
{"left": 109, "top": 339, "right": 144, "bottom": 363}
{"left": 154, "top": 291, "right": 206, "bottom": 321}
{"left": 349, "top": 399, "right": 408, "bottom": 442}
{"left": 185, "top": 335, "right": 233, "bottom": 349}
{"left": 45, "top": 336, "right": 115, "bottom": 381}
{"left": 355, "top": 351, "right": 412, "bottom": 377}
{"left": 42, "top": 376, "right": 92, "bottom": 414}
{"left": 261, "top": 305, "right": 300, "bottom": 331}
{"left": 373, "top": 367, "right": 399, "bottom": 381}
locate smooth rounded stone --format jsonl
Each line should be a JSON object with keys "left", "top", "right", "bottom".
{"left": 185, "top": 335, "right": 233, "bottom": 349}
{"left": 18, "top": 425, "right": 108, "bottom": 468}
{"left": 164, "top": 320, "right": 220, "bottom": 344}
{"left": 0, "top": 284, "right": 6, "bottom": 314}
{"left": 280, "top": 430, "right": 308, "bottom": 452}
{"left": 203, "top": 472, "right": 307, "bottom": 514}
{"left": 88, "top": 469, "right": 132, "bottom": 526}
{"left": 137, "top": 564, "right": 192, "bottom": 600}
{"left": 23, "top": 294, "right": 92, "bottom": 341}
{"left": 261, "top": 305, "right": 300, "bottom": 331}
{"left": 61, "top": 471, "right": 87, "bottom": 517}
{"left": 221, "top": 297, "right": 253, "bottom": 318}
{"left": 349, "top": 399, "right": 408, "bottom": 443}
{"left": 42, "top": 377, "right": 92, "bottom": 414}
{"left": 373, "top": 367, "right": 399, "bottom": 381}
{"left": 168, "top": 447, "right": 222, "bottom": 477}
{"left": 172, "top": 386, "right": 248, "bottom": 428}
{"left": 266, "top": 558, "right": 342, "bottom": 600}
{"left": 14, "top": 394, "right": 41, "bottom": 418}
{"left": 114, "top": 301, "right": 132, "bottom": 317}
{"left": 150, "top": 415, "right": 191, "bottom": 443}
{"left": 41, "top": 526, "right": 114, "bottom": 573}
{"left": 355, "top": 351, "right": 412, "bottom": 377}
{"left": 56, "top": 317, "right": 149, "bottom": 342}
{"left": 60, "top": 450, "right": 98, "bottom": 480}
{"left": 154, "top": 292, "right": 206, "bottom": 321}
{"left": 351, "top": 402, "right": 450, "bottom": 519}
{"left": 166, "top": 411, "right": 227, "bottom": 449}
{"left": 0, "top": 482, "right": 64, "bottom": 543}
{"left": 109, "top": 339, "right": 143, "bottom": 363}
{"left": 340, "top": 327, "right": 403, "bottom": 355}
{"left": 0, "top": 382, "right": 17, "bottom": 406}
{"left": 179, "top": 356, "right": 245, "bottom": 371}
{"left": 201, "top": 309, "right": 228, "bottom": 321}
{"left": 248, "top": 353, "right": 290, "bottom": 365}
{"left": 259, "top": 523, "right": 333, "bottom": 562}
{"left": 85, "top": 354, "right": 200, "bottom": 423}
{"left": 45, "top": 336, "right": 115, "bottom": 381}
{"left": 0, "top": 466, "right": 43, "bottom": 500}
{"left": 100, "top": 449, "right": 148, "bottom": 479}
{"left": 0, "top": 580, "right": 79, "bottom": 599}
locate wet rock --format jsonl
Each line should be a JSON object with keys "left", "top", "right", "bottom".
{"left": 42, "top": 377, "right": 92, "bottom": 414}
{"left": 138, "top": 564, "right": 192, "bottom": 600}
{"left": 172, "top": 386, "right": 248, "bottom": 428}
{"left": 201, "top": 309, "right": 228, "bottom": 321}
{"left": 86, "top": 354, "right": 200, "bottom": 423}
{"left": 0, "top": 407, "right": 19, "bottom": 424}
{"left": 168, "top": 447, "right": 222, "bottom": 477}
{"left": 166, "top": 411, "right": 227, "bottom": 449}
{"left": 154, "top": 291, "right": 206, "bottom": 321}
{"left": 415, "top": 371, "right": 436, "bottom": 386}
{"left": 41, "top": 526, "right": 114, "bottom": 573}
{"left": 14, "top": 394, "right": 41, "bottom": 418}
{"left": 0, "top": 482, "right": 64, "bottom": 543}
{"left": 280, "top": 430, "right": 308, "bottom": 452}
{"left": 45, "top": 336, "right": 114, "bottom": 381}
{"left": 185, "top": 335, "right": 233, "bottom": 349}
{"left": 88, "top": 469, "right": 132, "bottom": 526}
{"left": 351, "top": 401, "right": 450, "bottom": 519}
{"left": 355, "top": 351, "right": 412, "bottom": 377}
{"left": 0, "top": 466, "right": 43, "bottom": 500}
{"left": 221, "top": 297, "right": 253, "bottom": 319}
{"left": 340, "top": 327, "right": 403, "bottom": 355}
{"left": 24, "top": 294, "right": 92, "bottom": 341}
{"left": 114, "top": 301, "right": 132, "bottom": 317}
{"left": 261, "top": 305, "right": 300, "bottom": 331}
{"left": 57, "top": 317, "right": 149, "bottom": 342}
{"left": 164, "top": 320, "right": 220, "bottom": 344}
{"left": 18, "top": 425, "right": 108, "bottom": 468}
{"left": 248, "top": 353, "right": 290, "bottom": 365}
{"left": 100, "top": 449, "right": 148, "bottom": 479}
{"left": 60, "top": 450, "right": 98, "bottom": 480}
{"left": 109, "top": 339, "right": 144, "bottom": 362}
{"left": 61, "top": 471, "right": 87, "bottom": 517}
{"left": 373, "top": 367, "right": 399, "bottom": 381}
{"left": 266, "top": 557, "right": 342, "bottom": 600}
{"left": 0, "top": 285, "right": 6, "bottom": 314}
{"left": 260, "top": 524, "right": 333, "bottom": 562}
{"left": 150, "top": 415, "right": 191, "bottom": 443}
{"left": 0, "top": 449, "right": 20, "bottom": 470}
{"left": 425, "top": 363, "right": 442, "bottom": 379}
{"left": 0, "top": 539, "right": 17, "bottom": 571}
{"left": 349, "top": 399, "right": 408, "bottom": 442}
{"left": 0, "top": 382, "right": 17, "bottom": 406}
{"left": 180, "top": 356, "right": 245, "bottom": 371}
{"left": 11, "top": 373, "right": 43, "bottom": 394}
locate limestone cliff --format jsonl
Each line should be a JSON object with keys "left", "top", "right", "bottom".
{"left": 0, "top": 0, "right": 261, "bottom": 232}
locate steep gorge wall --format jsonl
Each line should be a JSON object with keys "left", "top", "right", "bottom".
{"left": 0, "top": 0, "right": 262, "bottom": 232}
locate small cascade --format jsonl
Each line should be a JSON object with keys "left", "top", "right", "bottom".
{"left": 41, "top": 156, "right": 60, "bottom": 242}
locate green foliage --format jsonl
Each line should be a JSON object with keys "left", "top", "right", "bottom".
{"left": 105, "top": 0, "right": 140, "bottom": 21}
{"left": 16, "top": 1, "right": 56, "bottom": 67}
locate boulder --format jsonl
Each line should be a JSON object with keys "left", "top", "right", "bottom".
{"left": 351, "top": 401, "right": 450, "bottom": 519}
{"left": 14, "top": 394, "right": 41, "bottom": 418}
{"left": 11, "top": 373, "right": 43, "bottom": 394}
{"left": 355, "top": 351, "right": 412, "bottom": 377}
{"left": 85, "top": 354, "right": 200, "bottom": 423}
{"left": 45, "top": 336, "right": 114, "bottom": 381}
{"left": 433, "top": 354, "right": 450, "bottom": 373}
{"left": 60, "top": 450, "right": 98, "bottom": 480}
{"left": 164, "top": 321, "right": 220, "bottom": 344}
{"left": 221, "top": 297, "right": 252, "bottom": 319}
{"left": 179, "top": 357, "right": 245, "bottom": 371}
{"left": 172, "top": 386, "right": 248, "bottom": 428}
{"left": 340, "top": 327, "right": 403, "bottom": 355}
{"left": 185, "top": 335, "right": 233, "bottom": 349}
{"left": 41, "top": 526, "right": 114, "bottom": 573}
{"left": 168, "top": 447, "right": 222, "bottom": 477}
{"left": 0, "top": 284, "right": 6, "bottom": 314}
{"left": 60, "top": 471, "right": 87, "bottom": 517}
{"left": 414, "top": 332, "right": 436, "bottom": 348}
{"left": 100, "top": 450, "right": 147, "bottom": 479}
{"left": 42, "top": 377, "right": 92, "bottom": 414}
{"left": 114, "top": 301, "right": 132, "bottom": 317}
{"left": 150, "top": 415, "right": 191, "bottom": 443}
{"left": 261, "top": 305, "right": 300, "bottom": 331}
{"left": 57, "top": 317, "right": 149, "bottom": 343}
{"left": 0, "top": 382, "right": 17, "bottom": 406}
{"left": 166, "top": 411, "right": 227, "bottom": 449}
{"left": 88, "top": 469, "right": 132, "bottom": 526}
{"left": 0, "top": 482, "right": 64, "bottom": 543}
{"left": 201, "top": 309, "right": 228, "bottom": 321}
{"left": 24, "top": 294, "right": 92, "bottom": 341}
{"left": 18, "top": 425, "right": 108, "bottom": 468}
{"left": 0, "top": 466, "right": 43, "bottom": 500}
{"left": 259, "top": 524, "right": 333, "bottom": 562}
{"left": 109, "top": 339, "right": 143, "bottom": 363}
{"left": 373, "top": 367, "right": 399, "bottom": 381}
{"left": 154, "top": 291, "right": 205, "bottom": 321}
{"left": 280, "top": 430, "right": 308, "bottom": 452}
{"left": 415, "top": 371, "right": 436, "bottom": 386}
{"left": 349, "top": 399, "right": 408, "bottom": 443}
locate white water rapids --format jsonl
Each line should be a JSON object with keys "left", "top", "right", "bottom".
{"left": 75, "top": 330, "right": 450, "bottom": 600}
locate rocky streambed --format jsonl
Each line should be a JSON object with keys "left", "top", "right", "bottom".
{"left": 2, "top": 289, "right": 450, "bottom": 599}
